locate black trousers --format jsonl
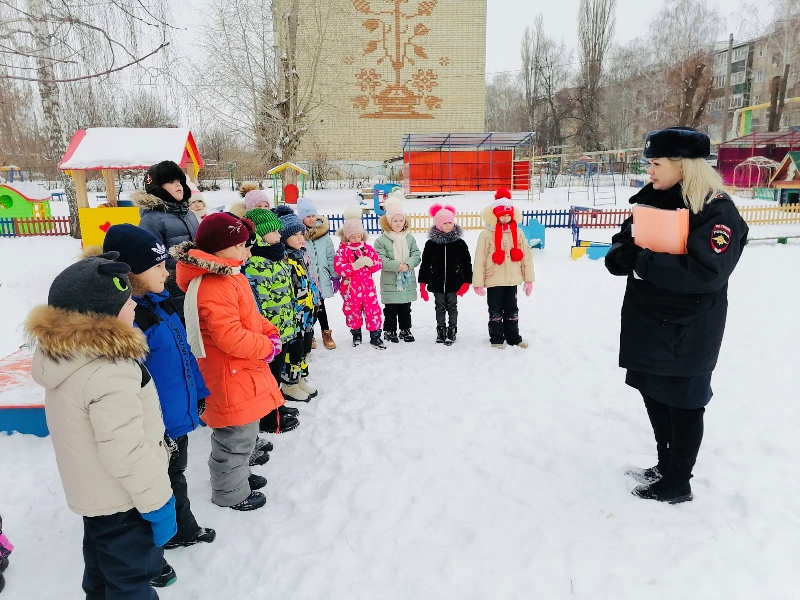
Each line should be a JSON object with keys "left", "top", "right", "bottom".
{"left": 168, "top": 434, "right": 199, "bottom": 543}
{"left": 383, "top": 302, "right": 412, "bottom": 331}
{"left": 643, "top": 395, "right": 705, "bottom": 483}
{"left": 486, "top": 286, "right": 521, "bottom": 345}
{"left": 315, "top": 300, "right": 330, "bottom": 331}
{"left": 82, "top": 509, "right": 162, "bottom": 600}
{"left": 268, "top": 347, "right": 287, "bottom": 383}
{"left": 433, "top": 292, "right": 458, "bottom": 327}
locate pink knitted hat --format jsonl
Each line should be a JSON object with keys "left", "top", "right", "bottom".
{"left": 384, "top": 202, "right": 405, "bottom": 219}
{"left": 244, "top": 189, "right": 271, "bottom": 210}
{"left": 342, "top": 217, "right": 365, "bottom": 239}
{"left": 429, "top": 204, "right": 456, "bottom": 229}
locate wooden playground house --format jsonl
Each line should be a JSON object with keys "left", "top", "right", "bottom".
{"left": 400, "top": 132, "right": 534, "bottom": 197}
{"left": 267, "top": 162, "right": 308, "bottom": 205}
{"left": 768, "top": 152, "right": 800, "bottom": 205}
{"left": 59, "top": 127, "right": 204, "bottom": 208}
{"left": 0, "top": 181, "right": 52, "bottom": 219}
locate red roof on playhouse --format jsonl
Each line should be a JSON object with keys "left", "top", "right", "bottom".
{"left": 0, "top": 181, "right": 51, "bottom": 202}
{"left": 59, "top": 127, "right": 204, "bottom": 172}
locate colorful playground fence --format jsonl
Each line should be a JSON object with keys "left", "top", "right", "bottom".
{"left": 0, "top": 217, "right": 72, "bottom": 237}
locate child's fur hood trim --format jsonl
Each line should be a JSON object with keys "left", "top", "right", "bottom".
{"left": 170, "top": 241, "right": 236, "bottom": 275}
{"left": 81, "top": 246, "right": 104, "bottom": 259}
{"left": 227, "top": 201, "right": 247, "bottom": 218}
{"left": 131, "top": 189, "right": 167, "bottom": 211}
{"left": 480, "top": 204, "right": 523, "bottom": 227}
{"left": 379, "top": 214, "right": 409, "bottom": 233}
{"left": 25, "top": 305, "right": 148, "bottom": 361}
{"left": 306, "top": 215, "right": 331, "bottom": 241}
{"left": 427, "top": 224, "right": 463, "bottom": 244}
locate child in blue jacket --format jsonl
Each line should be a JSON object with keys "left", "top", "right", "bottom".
{"left": 102, "top": 225, "right": 216, "bottom": 571}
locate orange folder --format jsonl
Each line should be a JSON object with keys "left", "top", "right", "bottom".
{"left": 632, "top": 205, "right": 689, "bottom": 254}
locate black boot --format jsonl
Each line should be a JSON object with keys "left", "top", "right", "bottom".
{"left": 369, "top": 330, "right": 386, "bottom": 350}
{"left": 632, "top": 474, "right": 693, "bottom": 504}
{"left": 150, "top": 562, "right": 177, "bottom": 588}
{"left": 399, "top": 329, "right": 415, "bottom": 342}
{"left": 383, "top": 329, "right": 399, "bottom": 343}
{"left": 625, "top": 465, "right": 663, "bottom": 485}
{"left": 435, "top": 326, "right": 446, "bottom": 343}
{"left": 351, "top": 328, "right": 362, "bottom": 346}
{"left": 444, "top": 325, "right": 457, "bottom": 346}
{"left": 164, "top": 527, "right": 216, "bottom": 549}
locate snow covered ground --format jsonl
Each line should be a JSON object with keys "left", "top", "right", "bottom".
{"left": 1, "top": 187, "right": 799, "bottom": 598}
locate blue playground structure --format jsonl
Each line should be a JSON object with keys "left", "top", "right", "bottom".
{"left": 519, "top": 217, "right": 545, "bottom": 249}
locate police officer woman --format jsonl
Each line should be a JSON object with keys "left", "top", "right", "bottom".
{"left": 605, "top": 127, "right": 748, "bottom": 503}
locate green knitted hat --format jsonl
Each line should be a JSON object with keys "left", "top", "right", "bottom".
{"left": 245, "top": 208, "right": 283, "bottom": 238}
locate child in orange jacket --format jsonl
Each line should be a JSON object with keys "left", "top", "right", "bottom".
{"left": 173, "top": 213, "right": 286, "bottom": 512}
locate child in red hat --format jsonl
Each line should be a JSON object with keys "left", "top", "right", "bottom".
{"left": 472, "top": 188, "right": 535, "bottom": 348}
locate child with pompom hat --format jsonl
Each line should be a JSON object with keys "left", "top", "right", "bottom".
{"left": 334, "top": 207, "right": 385, "bottom": 349}
{"left": 472, "top": 188, "right": 535, "bottom": 349}
{"left": 418, "top": 204, "right": 472, "bottom": 345}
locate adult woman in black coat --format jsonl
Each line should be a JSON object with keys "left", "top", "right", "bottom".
{"left": 605, "top": 127, "right": 749, "bottom": 503}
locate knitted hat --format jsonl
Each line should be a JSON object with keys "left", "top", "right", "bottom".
{"left": 102, "top": 224, "right": 167, "bottom": 275}
{"left": 194, "top": 212, "right": 254, "bottom": 254}
{"left": 245, "top": 208, "right": 283, "bottom": 238}
{"left": 279, "top": 213, "right": 306, "bottom": 243}
{"left": 144, "top": 160, "right": 191, "bottom": 201}
{"left": 296, "top": 197, "right": 318, "bottom": 220}
{"left": 342, "top": 217, "right": 365, "bottom": 240}
{"left": 244, "top": 189, "right": 271, "bottom": 211}
{"left": 493, "top": 188, "right": 514, "bottom": 219}
{"left": 384, "top": 202, "right": 405, "bottom": 220}
{"left": 48, "top": 252, "right": 132, "bottom": 317}
{"left": 643, "top": 127, "right": 711, "bottom": 159}
{"left": 429, "top": 203, "right": 456, "bottom": 229}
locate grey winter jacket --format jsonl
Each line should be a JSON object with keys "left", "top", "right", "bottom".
{"left": 304, "top": 215, "right": 336, "bottom": 299}
{"left": 132, "top": 190, "right": 199, "bottom": 269}
{"left": 374, "top": 227, "right": 421, "bottom": 304}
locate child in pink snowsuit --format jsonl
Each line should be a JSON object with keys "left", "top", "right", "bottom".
{"left": 334, "top": 212, "right": 385, "bottom": 349}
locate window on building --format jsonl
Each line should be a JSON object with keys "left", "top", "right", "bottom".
{"left": 758, "top": 48, "right": 765, "bottom": 58}
{"left": 713, "top": 75, "right": 726, "bottom": 89}
{"left": 752, "top": 94, "right": 761, "bottom": 105}
{"left": 732, "top": 46, "right": 748, "bottom": 62}
{"left": 755, "top": 69, "right": 764, "bottom": 83}
{"left": 731, "top": 71, "right": 746, "bottom": 85}
{"left": 730, "top": 94, "right": 744, "bottom": 109}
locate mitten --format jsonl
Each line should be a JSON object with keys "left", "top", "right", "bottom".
{"left": 352, "top": 256, "right": 370, "bottom": 269}
{"left": 523, "top": 281, "right": 533, "bottom": 297}
{"left": 606, "top": 241, "right": 643, "bottom": 275}
{"left": 263, "top": 334, "right": 282, "bottom": 363}
{"left": 332, "top": 277, "right": 340, "bottom": 293}
{"left": 456, "top": 283, "right": 470, "bottom": 297}
{"left": 419, "top": 283, "right": 429, "bottom": 302}
{"left": 141, "top": 496, "right": 177, "bottom": 547}
{"left": 473, "top": 286, "right": 486, "bottom": 296}
{"left": 361, "top": 256, "right": 374, "bottom": 268}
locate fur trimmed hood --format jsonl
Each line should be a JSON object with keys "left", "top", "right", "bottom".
{"left": 379, "top": 214, "right": 409, "bottom": 233}
{"left": 25, "top": 305, "right": 148, "bottom": 367}
{"left": 227, "top": 201, "right": 247, "bottom": 218}
{"left": 172, "top": 240, "right": 240, "bottom": 292}
{"left": 131, "top": 189, "right": 168, "bottom": 211}
{"left": 427, "top": 224, "right": 463, "bottom": 244}
{"left": 480, "top": 204, "right": 523, "bottom": 228}
{"left": 305, "top": 215, "right": 331, "bottom": 241}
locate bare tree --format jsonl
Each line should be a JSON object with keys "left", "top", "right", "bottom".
{"left": 576, "top": 0, "right": 616, "bottom": 151}
{"left": 485, "top": 72, "right": 527, "bottom": 132}
{"left": 0, "top": 0, "right": 175, "bottom": 236}
{"left": 520, "top": 15, "right": 544, "bottom": 134}
{"left": 121, "top": 92, "right": 177, "bottom": 128}
{"left": 537, "top": 37, "right": 575, "bottom": 152}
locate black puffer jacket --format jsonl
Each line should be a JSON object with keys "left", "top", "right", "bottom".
{"left": 418, "top": 225, "right": 473, "bottom": 294}
{"left": 606, "top": 183, "right": 748, "bottom": 377}
{"left": 132, "top": 190, "right": 199, "bottom": 270}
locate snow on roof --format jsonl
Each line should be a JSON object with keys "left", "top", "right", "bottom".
{"left": 0, "top": 181, "right": 51, "bottom": 201}
{"left": 59, "top": 128, "right": 203, "bottom": 171}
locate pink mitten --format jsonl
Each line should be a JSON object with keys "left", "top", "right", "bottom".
{"left": 524, "top": 282, "right": 533, "bottom": 297}
{"left": 473, "top": 286, "right": 486, "bottom": 297}
{"left": 263, "top": 334, "right": 282, "bottom": 363}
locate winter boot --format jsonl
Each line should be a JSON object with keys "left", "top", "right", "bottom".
{"left": 281, "top": 382, "right": 310, "bottom": 403}
{"left": 254, "top": 437, "right": 273, "bottom": 453}
{"left": 150, "top": 562, "right": 177, "bottom": 588}
{"left": 632, "top": 475, "right": 693, "bottom": 504}
{"left": 260, "top": 408, "right": 299, "bottom": 434}
{"left": 297, "top": 378, "right": 318, "bottom": 398}
{"left": 311, "top": 337, "right": 317, "bottom": 349}
{"left": 229, "top": 491, "right": 266, "bottom": 511}
{"left": 248, "top": 449, "right": 270, "bottom": 466}
{"left": 322, "top": 330, "right": 336, "bottom": 349}
{"left": 248, "top": 473, "right": 267, "bottom": 490}
{"left": 351, "top": 328, "right": 362, "bottom": 346}
{"left": 383, "top": 329, "right": 399, "bottom": 343}
{"left": 164, "top": 527, "right": 217, "bottom": 550}
{"left": 444, "top": 325, "right": 457, "bottom": 346}
{"left": 435, "top": 326, "right": 447, "bottom": 344}
{"left": 625, "top": 465, "right": 663, "bottom": 485}
{"left": 369, "top": 330, "right": 386, "bottom": 350}
{"left": 399, "top": 329, "right": 415, "bottom": 342}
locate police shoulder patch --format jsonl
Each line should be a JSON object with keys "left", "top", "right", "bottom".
{"left": 710, "top": 224, "right": 731, "bottom": 253}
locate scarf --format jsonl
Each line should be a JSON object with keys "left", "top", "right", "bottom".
{"left": 493, "top": 220, "right": 522, "bottom": 264}
{"left": 384, "top": 230, "right": 410, "bottom": 263}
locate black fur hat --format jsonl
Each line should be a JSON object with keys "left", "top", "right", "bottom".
{"left": 643, "top": 127, "right": 711, "bottom": 159}
{"left": 144, "top": 160, "right": 191, "bottom": 201}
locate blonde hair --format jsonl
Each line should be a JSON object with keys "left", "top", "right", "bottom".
{"left": 668, "top": 157, "right": 726, "bottom": 214}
